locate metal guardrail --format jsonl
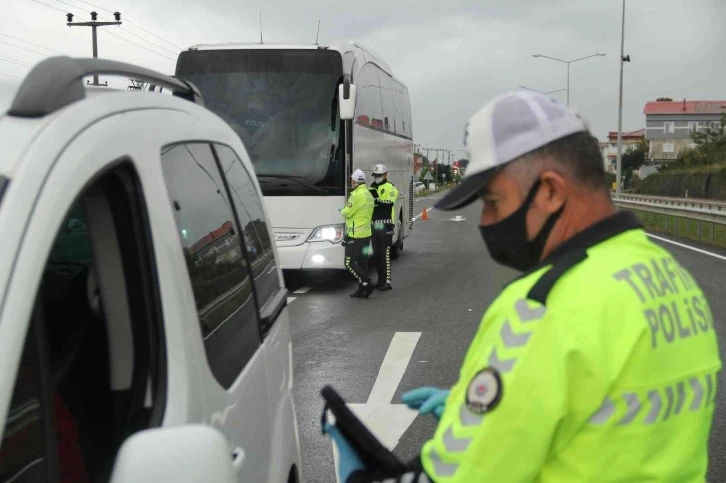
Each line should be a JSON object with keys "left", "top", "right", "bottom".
{"left": 612, "top": 193, "right": 726, "bottom": 224}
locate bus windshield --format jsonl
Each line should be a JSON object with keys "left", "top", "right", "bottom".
{"left": 176, "top": 49, "right": 345, "bottom": 196}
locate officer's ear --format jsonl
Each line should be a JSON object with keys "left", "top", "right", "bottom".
{"left": 537, "top": 170, "right": 567, "bottom": 214}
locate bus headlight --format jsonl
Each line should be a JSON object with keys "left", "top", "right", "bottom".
{"left": 307, "top": 224, "right": 344, "bottom": 244}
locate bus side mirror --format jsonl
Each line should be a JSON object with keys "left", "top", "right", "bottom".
{"left": 339, "top": 75, "right": 356, "bottom": 121}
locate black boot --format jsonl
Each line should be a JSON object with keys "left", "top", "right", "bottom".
{"left": 350, "top": 283, "right": 366, "bottom": 298}
{"left": 377, "top": 281, "right": 393, "bottom": 291}
{"left": 361, "top": 280, "right": 376, "bottom": 298}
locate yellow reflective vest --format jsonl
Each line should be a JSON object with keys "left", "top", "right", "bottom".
{"left": 421, "top": 211, "right": 721, "bottom": 482}
{"left": 370, "top": 179, "right": 399, "bottom": 225}
{"left": 341, "top": 184, "right": 374, "bottom": 239}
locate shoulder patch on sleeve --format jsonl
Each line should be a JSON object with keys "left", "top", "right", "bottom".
{"left": 390, "top": 190, "right": 396, "bottom": 198}
{"left": 465, "top": 368, "right": 502, "bottom": 414}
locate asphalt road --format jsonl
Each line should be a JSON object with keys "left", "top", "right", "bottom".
{"left": 284, "top": 194, "right": 726, "bottom": 482}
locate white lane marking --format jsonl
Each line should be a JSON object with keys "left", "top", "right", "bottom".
{"left": 413, "top": 206, "right": 434, "bottom": 220}
{"left": 331, "top": 332, "right": 422, "bottom": 483}
{"left": 367, "top": 332, "right": 421, "bottom": 404}
{"left": 450, "top": 215, "right": 465, "bottom": 222}
{"left": 647, "top": 233, "right": 726, "bottom": 262}
{"left": 294, "top": 286, "right": 312, "bottom": 294}
{"left": 287, "top": 297, "right": 297, "bottom": 304}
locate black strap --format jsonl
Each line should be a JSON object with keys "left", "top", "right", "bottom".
{"left": 527, "top": 250, "right": 589, "bottom": 305}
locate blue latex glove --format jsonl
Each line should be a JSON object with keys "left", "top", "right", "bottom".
{"left": 402, "top": 387, "right": 451, "bottom": 420}
{"left": 324, "top": 423, "right": 365, "bottom": 482}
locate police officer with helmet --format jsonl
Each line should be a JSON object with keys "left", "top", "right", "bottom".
{"left": 369, "top": 164, "right": 399, "bottom": 291}
{"left": 324, "top": 91, "right": 721, "bottom": 481}
{"left": 341, "top": 168, "right": 376, "bottom": 298}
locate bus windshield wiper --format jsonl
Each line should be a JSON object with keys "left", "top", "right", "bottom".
{"left": 257, "top": 174, "right": 326, "bottom": 195}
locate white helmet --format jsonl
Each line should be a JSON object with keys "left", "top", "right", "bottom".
{"left": 372, "top": 164, "right": 388, "bottom": 176}
{"left": 351, "top": 169, "right": 366, "bottom": 183}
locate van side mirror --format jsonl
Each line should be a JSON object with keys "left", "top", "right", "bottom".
{"left": 109, "top": 425, "right": 237, "bottom": 483}
{"left": 338, "top": 74, "right": 356, "bottom": 121}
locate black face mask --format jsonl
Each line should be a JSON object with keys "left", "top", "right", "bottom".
{"left": 478, "top": 179, "right": 565, "bottom": 272}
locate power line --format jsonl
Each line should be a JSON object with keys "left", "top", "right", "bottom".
{"left": 0, "top": 71, "right": 22, "bottom": 79}
{"left": 99, "top": 28, "right": 176, "bottom": 61}
{"left": 118, "top": 26, "right": 178, "bottom": 55}
{"left": 74, "top": 0, "right": 111, "bottom": 13}
{"left": 30, "top": 0, "right": 66, "bottom": 13}
{"left": 0, "top": 32, "right": 67, "bottom": 55}
{"left": 0, "top": 39, "right": 50, "bottom": 57}
{"left": 30, "top": 0, "right": 177, "bottom": 63}
{"left": 64, "top": 3, "right": 179, "bottom": 58}
{"left": 55, "top": 0, "right": 91, "bottom": 13}
{"left": 0, "top": 56, "right": 33, "bottom": 68}
{"left": 121, "top": 18, "right": 182, "bottom": 51}
{"left": 71, "top": 0, "right": 183, "bottom": 50}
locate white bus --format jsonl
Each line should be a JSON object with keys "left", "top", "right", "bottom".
{"left": 173, "top": 41, "right": 415, "bottom": 272}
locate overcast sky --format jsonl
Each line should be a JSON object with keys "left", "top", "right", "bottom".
{"left": 3, "top": 0, "right": 725, "bottom": 155}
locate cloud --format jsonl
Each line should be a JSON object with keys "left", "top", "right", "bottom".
{"left": 1, "top": 0, "right": 724, "bottom": 152}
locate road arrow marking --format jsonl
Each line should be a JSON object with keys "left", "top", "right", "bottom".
{"left": 331, "top": 332, "right": 422, "bottom": 482}
{"left": 450, "top": 215, "right": 465, "bottom": 222}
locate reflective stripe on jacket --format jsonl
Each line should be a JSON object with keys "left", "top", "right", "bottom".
{"left": 341, "top": 184, "right": 374, "bottom": 239}
{"left": 370, "top": 179, "right": 399, "bottom": 224}
{"left": 421, "top": 211, "right": 721, "bottom": 482}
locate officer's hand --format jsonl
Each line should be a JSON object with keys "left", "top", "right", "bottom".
{"left": 402, "top": 387, "right": 451, "bottom": 420}
{"left": 324, "top": 424, "right": 364, "bottom": 482}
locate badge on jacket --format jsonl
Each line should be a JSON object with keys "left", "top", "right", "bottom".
{"left": 465, "top": 368, "right": 502, "bottom": 414}
{"left": 346, "top": 202, "right": 352, "bottom": 207}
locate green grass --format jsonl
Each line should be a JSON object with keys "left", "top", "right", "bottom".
{"left": 415, "top": 183, "right": 454, "bottom": 198}
{"left": 623, "top": 208, "right": 726, "bottom": 248}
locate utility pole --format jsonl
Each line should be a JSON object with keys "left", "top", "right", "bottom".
{"left": 67, "top": 11, "right": 122, "bottom": 86}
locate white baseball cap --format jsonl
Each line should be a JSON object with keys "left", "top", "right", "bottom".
{"left": 435, "top": 91, "right": 591, "bottom": 211}
{"left": 351, "top": 169, "right": 366, "bottom": 183}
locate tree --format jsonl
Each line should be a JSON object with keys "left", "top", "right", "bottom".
{"left": 656, "top": 97, "right": 673, "bottom": 102}
{"left": 435, "top": 164, "right": 452, "bottom": 185}
{"left": 621, "top": 140, "right": 648, "bottom": 172}
{"left": 659, "top": 114, "right": 726, "bottom": 172}
{"left": 620, "top": 140, "right": 649, "bottom": 187}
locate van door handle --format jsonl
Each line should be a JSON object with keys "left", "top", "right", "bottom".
{"left": 232, "top": 446, "right": 245, "bottom": 472}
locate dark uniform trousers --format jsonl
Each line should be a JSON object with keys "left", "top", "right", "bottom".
{"left": 344, "top": 236, "right": 372, "bottom": 284}
{"left": 371, "top": 222, "right": 394, "bottom": 283}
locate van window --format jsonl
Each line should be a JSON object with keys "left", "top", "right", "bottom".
{"left": 212, "top": 144, "right": 280, "bottom": 310}
{"left": 355, "top": 63, "right": 383, "bottom": 130}
{"left": 0, "top": 324, "right": 53, "bottom": 483}
{"left": 2, "top": 163, "right": 166, "bottom": 483}
{"left": 161, "top": 143, "right": 261, "bottom": 389}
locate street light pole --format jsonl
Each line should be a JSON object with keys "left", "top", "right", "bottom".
{"left": 532, "top": 52, "right": 606, "bottom": 107}
{"left": 615, "top": 0, "right": 626, "bottom": 197}
{"left": 567, "top": 63, "right": 570, "bottom": 107}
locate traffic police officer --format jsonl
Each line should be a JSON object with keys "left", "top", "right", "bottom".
{"left": 325, "top": 91, "right": 721, "bottom": 481}
{"left": 369, "top": 164, "right": 399, "bottom": 291}
{"left": 342, "top": 168, "right": 376, "bottom": 298}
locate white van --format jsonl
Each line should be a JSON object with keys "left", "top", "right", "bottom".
{"left": 0, "top": 57, "right": 300, "bottom": 483}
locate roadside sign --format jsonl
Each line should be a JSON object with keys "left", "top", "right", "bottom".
{"left": 423, "top": 171, "right": 433, "bottom": 181}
